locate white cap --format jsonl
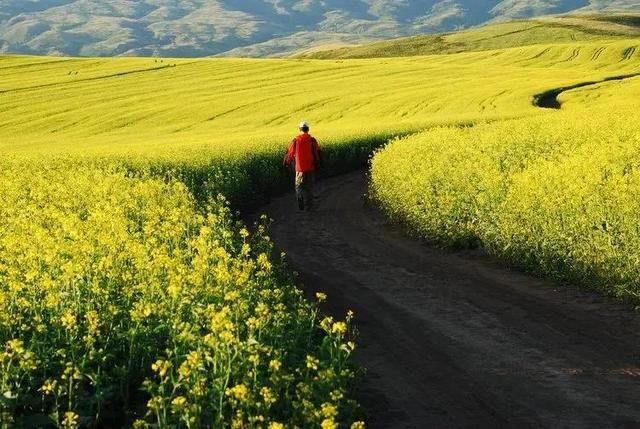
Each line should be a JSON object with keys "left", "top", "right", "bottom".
{"left": 299, "top": 121, "right": 310, "bottom": 129}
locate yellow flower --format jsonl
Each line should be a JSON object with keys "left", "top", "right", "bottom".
{"left": 151, "top": 359, "right": 172, "bottom": 378}
{"left": 246, "top": 317, "right": 260, "bottom": 330}
{"left": 257, "top": 253, "right": 272, "bottom": 271}
{"left": 168, "top": 281, "right": 182, "bottom": 298}
{"left": 316, "top": 292, "right": 327, "bottom": 302}
{"left": 61, "top": 363, "right": 82, "bottom": 381}
{"left": 226, "top": 384, "right": 249, "bottom": 402}
{"left": 171, "top": 396, "right": 187, "bottom": 410}
{"left": 147, "top": 396, "right": 163, "bottom": 411}
{"left": 130, "top": 302, "right": 154, "bottom": 322}
{"left": 132, "top": 420, "right": 150, "bottom": 429}
{"left": 321, "top": 418, "right": 337, "bottom": 429}
{"left": 320, "top": 316, "right": 334, "bottom": 332}
{"left": 6, "top": 339, "right": 25, "bottom": 355}
{"left": 269, "top": 359, "right": 282, "bottom": 372}
{"left": 240, "top": 243, "right": 251, "bottom": 256}
{"left": 321, "top": 403, "right": 338, "bottom": 418}
{"left": 178, "top": 351, "right": 202, "bottom": 378}
{"left": 261, "top": 387, "right": 276, "bottom": 405}
{"left": 306, "top": 355, "right": 319, "bottom": 371}
{"left": 40, "top": 379, "right": 58, "bottom": 395}
{"left": 60, "top": 311, "right": 77, "bottom": 330}
{"left": 224, "top": 290, "right": 240, "bottom": 302}
{"left": 19, "top": 350, "right": 37, "bottom": 371}
{"left": 332, "top": 322, "right": 347, "bottom": 335}
{"left": 351, "top": 422, "right": 366, "bottom": 429}
{"left": 220, "top": 330, "right": 235, "bottom": 343}
{"left": 330, "top": 390, "right": 343, "bottom": 401}
{"left": 85, "top": 310, "right": 100, "bottom": 334}
{"left": 62, "top": 411, "right": 79, "bottom": 429}
{"left": 268, "top": 423, "right": 284, "bottom": 429}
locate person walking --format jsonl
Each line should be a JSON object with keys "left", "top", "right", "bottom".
{"left": 283, "top": 121, "right": 321, "bottom": 211}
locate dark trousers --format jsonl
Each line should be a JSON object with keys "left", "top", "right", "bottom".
{"left": 295, "top": 171, "right": 315, "bottom": 210}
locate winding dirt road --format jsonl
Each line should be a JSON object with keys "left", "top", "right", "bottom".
{"left": 261, "top": 171, "right": 640, "bottom": 428}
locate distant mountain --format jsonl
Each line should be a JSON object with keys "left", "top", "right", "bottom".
{"left": 0, "top": 1, "right": 639, "bottom": 58}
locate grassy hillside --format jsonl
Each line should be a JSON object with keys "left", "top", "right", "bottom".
{"left": 4, "top": 38, "right": 640, "bottom": 159}
{"left": 299, "top": 14, "right": 640, "bottom": 59}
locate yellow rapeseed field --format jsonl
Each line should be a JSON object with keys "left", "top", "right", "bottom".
{"left": 1, "top": 35, "right": 639, "bottom": 427}
{"left": 0, "top": 161, "right": 360, "bottom": 428}
{"left": 371, "top": 77, "right": 640, "bottom": 299}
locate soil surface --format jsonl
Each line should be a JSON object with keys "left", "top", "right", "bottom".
{"left": 534, "top": 72, "right": 640, "bottom": 109}
{"left": 259, "top": 171, "right": 640, "bottom": 429}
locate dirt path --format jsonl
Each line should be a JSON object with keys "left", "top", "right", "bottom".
{"left": 260, "top": 171, "right": 640, "bottom": 428}
{"left": 534, "top": 72, "right": 640, "bottom": 109}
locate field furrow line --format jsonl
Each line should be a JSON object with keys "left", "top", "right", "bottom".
{"left": 0, "top": 64, "right": 183, "bottom": 94}
{"left": 591, "top": 47, "right": 606, "bottom": 61}
{"left": 622, "top": 46, "right": 637, "bottom": 61}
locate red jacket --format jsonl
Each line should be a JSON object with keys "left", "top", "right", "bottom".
{"left": 284, "top": 133, "right": 321, "bottom": 173}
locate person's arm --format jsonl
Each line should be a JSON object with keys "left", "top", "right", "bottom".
{"left": 283, "top": 138, "right": 296, "bottom": 166}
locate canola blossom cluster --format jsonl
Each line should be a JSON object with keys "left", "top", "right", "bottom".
{"left": 372, "top": 100, "right": 640, "bottom": 300}
{"left": 0, "top": 161, "right": 362, "bottom": 428}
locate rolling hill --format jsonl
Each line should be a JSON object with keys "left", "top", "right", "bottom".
{"left": 0, "top": 1, "right": 639, "bottom": 57}
{"left": 2, "top": 38, "right": 639, "bottom": 159}
{"left": 299, "top": 13, "right": 640, "bottom": 58}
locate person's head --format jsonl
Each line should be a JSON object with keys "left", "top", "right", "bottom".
{"left": 299, "top": 121, "right": 310, "bottom": 134}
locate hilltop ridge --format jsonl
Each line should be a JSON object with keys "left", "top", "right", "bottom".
{"left": 297, "top": 13, "right": 640, "bottom": 59}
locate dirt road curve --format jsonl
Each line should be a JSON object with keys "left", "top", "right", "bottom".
{"left": 260, "top": 171, "right": 640, "bottom": 429}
